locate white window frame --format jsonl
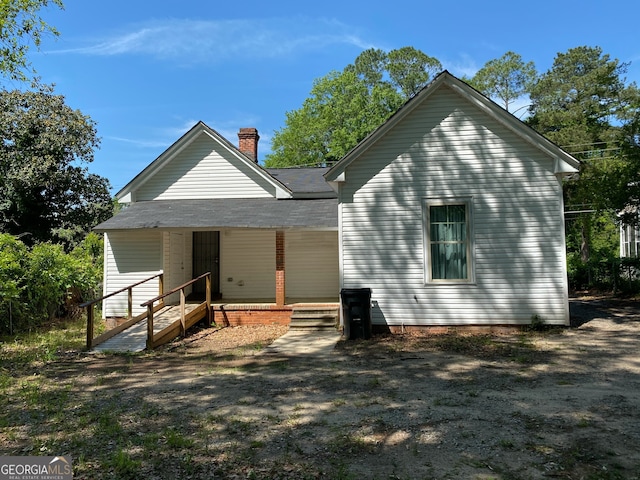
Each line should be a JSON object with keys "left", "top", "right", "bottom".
{"left": 423, "top": 197, "right": 475, "bottom": 284}
{"left": 621, "top": 223, "right": 640, "bottom": 258}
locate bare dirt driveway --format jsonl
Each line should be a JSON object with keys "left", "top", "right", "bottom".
{"left": 3, "top": 297, "right": 640, "bottom": 479}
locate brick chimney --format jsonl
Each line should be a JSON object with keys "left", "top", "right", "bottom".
{"left": 238, "top": 128, "right": 260, "bottom": 163}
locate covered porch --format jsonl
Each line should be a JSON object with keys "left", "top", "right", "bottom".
{"left": 164, "top": 228, "right": 340, "bottom": 312}
{"left": 97, "top": 197, "right": 339, "bottom": 321}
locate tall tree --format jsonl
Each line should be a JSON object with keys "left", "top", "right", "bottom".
{"left": 386, "top": 46, "right": 442, "bottom": 98}
{"left": 0, "top": 85, "right": 113, "bottom": 248}
{"left": 528, "top": 46, "right": 630, "bottom": 149}
{"left": 470, "top": 51, "right": 537, "bottom": 112}
{"left": 527, "top": 46, "right": 640, "bottom": 264}
{"left": 0, "top": 0, "right": 64, "bottom": 82}
{"left": 265, "top": 47, "right": 442, "bottom": 167}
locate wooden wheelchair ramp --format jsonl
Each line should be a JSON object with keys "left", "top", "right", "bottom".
{"left": 83, "top": 272, "right": 213, "bottom": 353}
{"left": 92, "top": 303, "right": 206, "bottom": 353}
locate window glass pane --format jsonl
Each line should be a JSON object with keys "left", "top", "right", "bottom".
{"left": 448, "top": 205, "right": 466, "bottom": 223}
{"left": 431, "top": 243, "right": 467, "bottom": 279}
{"left": 430, "top": 205, "right": 447, "bottom": 222}
{"left": 430, "top": 223, "right": 443, "bottom": 241}
{"left": 453, "top": 223, "right": 466, "bottom": 241}
{"left": 428, "top": 203, "right": 469, "bottom": 280}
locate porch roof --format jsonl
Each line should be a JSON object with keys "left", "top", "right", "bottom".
{"left": 94, "top": 198, "right": 338, "bottom": 231}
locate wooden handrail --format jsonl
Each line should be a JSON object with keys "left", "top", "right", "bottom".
{"left": 140, "top": 272, "right": 210, "bottom": 307}
{"left": 80, "top": 273, "right": 164, "bottom": 308}
{"left": 144, "top": 272, "right": 211, "bottom": 350}
{"left": 83, "top": 272, "right": 164, "bottom": 350}
{"left": 83, "top": 271, "right": 211, "bottom": 351}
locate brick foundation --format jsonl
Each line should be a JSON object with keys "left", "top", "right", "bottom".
{"left": 212, "top": 305, "right": 292, "bottom": 326}
{"left": 373, "top": 324, "right": 527, "bottom": 335}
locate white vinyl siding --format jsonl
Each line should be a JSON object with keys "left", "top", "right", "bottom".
{"left": 339, "top": 85, "right": 569, "bottom": 325}
{"left": 136, "top": 133, "right": 274, "bottom": 200}
{"left": 285, "top": 230, "right": 339, "bottom": 299}
{"left": 220, "top": 230, "right": 275, "bottom": 299}
{"left": 103, "top": 231, "right": 162, "bottom": 317}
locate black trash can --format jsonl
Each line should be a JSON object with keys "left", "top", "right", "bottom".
{"left": 340, "top": 288, "right": 372, "bottom": 340}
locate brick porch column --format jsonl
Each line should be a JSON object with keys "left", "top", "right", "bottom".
{"left": 276, "top": 230, "right": 285, "bottom": 306}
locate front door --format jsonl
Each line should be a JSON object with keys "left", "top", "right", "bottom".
{"left": 192, "top": 231, "right": 220, "bottom": 299}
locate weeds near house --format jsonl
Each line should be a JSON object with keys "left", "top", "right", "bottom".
{"left": 0, "top": 316, "right": 86, "bottom": 368}
{"left": 529, "top": 314, "right": 547, "bottom": 331}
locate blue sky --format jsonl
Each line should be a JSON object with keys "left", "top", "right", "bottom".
{"left": 29, "top": 0, "right": 640, "bottom": 194}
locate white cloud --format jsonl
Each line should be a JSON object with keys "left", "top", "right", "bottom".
{"left": 49, "top": 17, "right": 374, "bottom": 63}
{"left": 107, "top": 118, "right": 274, "bottom": 159}
{"left": 106, "top": 136, "right": 169, "bottom": 149}
{"left": 441, "top": 53, "right": 480, "bottom": 79}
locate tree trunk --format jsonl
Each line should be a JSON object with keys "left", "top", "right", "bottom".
{"left": 580, "top": 215, "right": 592, "bottom": 285}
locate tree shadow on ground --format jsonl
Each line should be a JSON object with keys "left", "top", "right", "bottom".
{"left": 2, "top": 297, "right": 639, "bottom": 479}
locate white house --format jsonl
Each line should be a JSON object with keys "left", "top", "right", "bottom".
{"left": 96, "top": 71, "right": 579, "bottom": 330}
{"left": 325, "top": 71, "right": 580, "bottom": 328}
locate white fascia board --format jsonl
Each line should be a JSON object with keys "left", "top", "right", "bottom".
{"left": 324, "top": 74, "right": 447, "bottom": 182}
{"left": 326, "top": 180, "right": 340, "bottom": 193}
{"left": 115, "top": 126, "right": 203, "bottom": 200}
{"left": 554, "top": 157, "right": 579, "bottom": 176}
{"left": 326, "top": 71, "right": 580, "bottom": 183}
{"left": 276, "top": 189, "right": 292, "bottom": 199}
{"left": 325, "top": 75, "right": 447, "bottom": 182}
{"left": 118, "top": 192, "right": 132, "bottom": 203}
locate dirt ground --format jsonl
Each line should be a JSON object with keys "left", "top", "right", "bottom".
{"left": 3, "top": 297, "right": 640, "bottom": 479}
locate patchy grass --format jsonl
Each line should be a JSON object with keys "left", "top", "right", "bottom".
{"left": 1, "top": 305, "right": 639, "bottom": 479}
{"left": 0, "top": 316, "right": 87, "bottom": 368}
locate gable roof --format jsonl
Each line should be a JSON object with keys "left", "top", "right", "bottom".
{"left": 115, "top": 121, "right": 292, "bottom": 201}
{"left": 325, "top": 71, "right": 580, "bottom": 183}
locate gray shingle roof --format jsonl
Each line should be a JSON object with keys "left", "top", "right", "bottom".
{"left": 94, "top": 198, "right": 338, "bottom": 231}
{"left": 266, "top": 167, "right": 336, "bottom": 198}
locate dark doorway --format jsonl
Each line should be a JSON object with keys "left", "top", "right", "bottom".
{"left": 192, "top": 231, "right": 220, "bottom": 300}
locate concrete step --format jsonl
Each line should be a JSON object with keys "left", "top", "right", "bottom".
{"left": 289, "top": 307, "right": 339, "bottom": 330}
{"left": 291, "top": 312, "right": 338, "bottom": 320}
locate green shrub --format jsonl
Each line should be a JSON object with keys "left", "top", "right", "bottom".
{"left": 23, "top": 243, "right": 77, "bottom": 326}
{"left": 0, "top": 234, "right": 28, "bottom": 333}
{"left": 69, "top": 232, "right": 104, "bottom": 309}
{"left": 0, "top": 233, "right": 103, "bottom": 334}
